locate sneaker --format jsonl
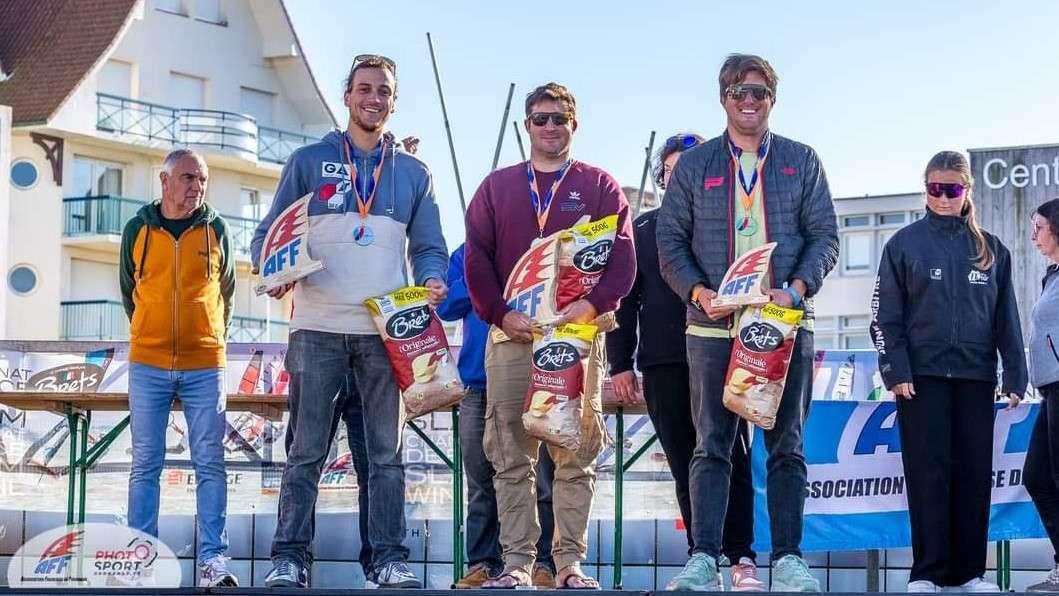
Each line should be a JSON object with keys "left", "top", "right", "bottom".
{"left": 364, "top": 567, "right": 379, "bottom": 589}
{"left": 956, "top": 577, "right": 999, "bottom": 592}
{"left": 533, "top": 562, "right": 556, "bottom": 588}
{"left": 770, "top": 554, "right": 820, "bottom": 592}
{"left": 666, "top": 552, "right": 720, "bottom": 591}
{"left": 264, "top": 559, "right": 307, "bottom": 588}
{"left": 1027, "top": 565, "right": 1059, "bottom": 592}
{"left": 907, "top": 580, "right": 942, "bottom": 592}
{"left": 198, "top": 555, "right": 238, "bottom": 587}
{"left": 375, "top": 561, "right": 422, "bottom": 589}
{"left": 731, "top": 557, "right": 766, "bottom": 592}
{"left": 453, "top": 562, "right": 498, "bottom": 589}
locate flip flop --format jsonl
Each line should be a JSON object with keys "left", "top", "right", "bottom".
{"left": 482, "top": 568, "right": 532, "bottom": 589}
{"left": 556, "top": 565, "right": 600, "bottom": 590}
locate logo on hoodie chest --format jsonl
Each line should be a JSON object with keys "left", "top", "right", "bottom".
{"left": 321, "top": 162, "right": 351, "bottom": 179}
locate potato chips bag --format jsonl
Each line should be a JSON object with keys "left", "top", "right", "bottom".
{"left": 722, "top": 303, "right": 803, "bottom": 430}
{"left": 522, "top": 323, "right": 598, "bottom": 450}
{"left": 554, "top": 215, "right": 618, "bottom": 311}
{"left": 365, "top": 286, "right": 464, "bottom": 419}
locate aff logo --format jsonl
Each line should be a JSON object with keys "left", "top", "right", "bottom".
{"left": 721, "top": 273, "right": 760, "bottom": 297}
{"left": 262, "top": 237, "right": 302, "bottom": 276}
{"left": 35, "top": 530, "right": 82, "bottom": 575}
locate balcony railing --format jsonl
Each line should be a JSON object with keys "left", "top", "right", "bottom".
{"left": 96, "top": 93, "right": 314, "bottom": 164}
{"left": 63, "top": 196, "right": 259, "bottom": 257}
{"left": 60, "top": 301, "right": 289, "bottom": 342}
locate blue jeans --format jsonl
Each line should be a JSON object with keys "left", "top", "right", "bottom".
{"left": 271, "top": 330, "right": 409, "bottom": 569}
{"left": 686, "top": 329, "right": 813, "bottom": 561}
{"left": 127, "top": 362, "right": 228, "bottom": 563}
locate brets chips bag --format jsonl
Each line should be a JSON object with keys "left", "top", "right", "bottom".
{"left": 365, "top": 286, "right": 464, "bottom": 419}
{"left": 522, "top": 323, "right": 597, "bottom": 451}
{"left": 554, "top": 215, "right": 618, "bottom": 311}
{"left": 722, "top": 303, "right": 804, "bottom": 430}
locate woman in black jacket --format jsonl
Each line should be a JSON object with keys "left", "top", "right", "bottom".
{"left": 870, "top": 150, "right": 1027, "bottom": 593}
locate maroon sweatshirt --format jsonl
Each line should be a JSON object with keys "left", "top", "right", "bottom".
{"left": 465, "top": 160, "right": 636, "bottom": 328}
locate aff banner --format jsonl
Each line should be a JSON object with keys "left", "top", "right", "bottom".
{"left": 254, "top": 191, "right": 323, "bottom": 295}
{"left": 712, "top": 242, "right": 775, "bottom": 307}
{"left": 750, "top": 400, "right": 1046, "bottom": 552}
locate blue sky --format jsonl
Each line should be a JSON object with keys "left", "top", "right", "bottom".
{"left": 285, "top": 1, "right": 1059, "bottom": 244}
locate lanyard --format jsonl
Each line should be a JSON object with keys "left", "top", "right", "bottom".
{"left": 343, "top": 133, "right": 387, "bottom": 221}
{"left": 526, "top": 159, "right": 574, "bottom": 236}
{"left": 727, "top": 132, "right": 771, "bottom": 200}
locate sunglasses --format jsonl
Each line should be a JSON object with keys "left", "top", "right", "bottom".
{"left": 352, "top": 53, "right": 397, "bottom": 74}
{"left": 725, "top": 84, "right": 773, "bottom": 102}
{"left": 528, "top": 112, "right": 572, "bottom": 126}
{"left": 664, "top": 134, "right": 701, "bottom": 152}
{"left": 926, "top": 182, "right": 966, "bottom": 199}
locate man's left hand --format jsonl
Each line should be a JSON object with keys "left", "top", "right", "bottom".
{"left": 556, "top": 299, "right": 597, "bottom": 325}
{"left": 425, "top": 278, "right": 448, "bottom": 305}
{"left": 1005, "top": 392, "right": 1022, "bottom": 410}
{"left": 767, "top": 288, "right": 794, "bottom": 308}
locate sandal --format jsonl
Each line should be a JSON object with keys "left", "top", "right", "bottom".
{"left": 482, "top": 568, "right": 532, "bottom": 589}
{"left": 556, "top": 564, "right": 600, "bottom": 590}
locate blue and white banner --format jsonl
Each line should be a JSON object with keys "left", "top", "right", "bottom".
{"left": 751, "top": 400, "right": 1047, "bottom": 552}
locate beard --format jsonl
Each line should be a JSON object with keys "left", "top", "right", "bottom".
{"left": 351, "top": 113, "right": 384, "bottom": 133}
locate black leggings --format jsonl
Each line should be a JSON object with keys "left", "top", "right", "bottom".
{"left": 1024, "top": 382, "right": 1059, "bottom": 564}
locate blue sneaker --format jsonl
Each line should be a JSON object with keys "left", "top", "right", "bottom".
{"left": 770, "top": 555, "right": 820, "bottom": 592}
{"left": 666, "top": 552, "right": 719, "bottom": 591}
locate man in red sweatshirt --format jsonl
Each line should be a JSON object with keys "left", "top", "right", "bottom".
{"left": 464, "top": 82, "right": 635, "bottom": 589}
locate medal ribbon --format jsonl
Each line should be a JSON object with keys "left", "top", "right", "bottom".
{"left": 343, "top": 132, "right": 387, "bottom": 221}
{"left": 728, "top": 132, "right": 771, "bottom": 230}
{"left": 526, "top": 159, "right": 574, "bottom": 236}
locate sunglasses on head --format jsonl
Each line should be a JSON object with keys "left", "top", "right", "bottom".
{"left": 352, "top": 53, "right": 397, "bottom": 74}
{"left": 725, "top": 84, "right": 773, "bottom": 102}
{"left": 926, "top": 182, "right": 966, "bottom": 199}
{"left": 528, "top": 112, "right": 572, "bottom": 126}
{"left": 664, "top": 134, "right": 701, "bottom": 152}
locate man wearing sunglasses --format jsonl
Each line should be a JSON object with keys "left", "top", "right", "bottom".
{"left": 464, "top": 82, "right": 636, "bottom": 589}
{"left": 657, "top": 54, "right": 839, "bottom": 592}
{"left": 252, "top": 54, "right": 448, "bottom": 589}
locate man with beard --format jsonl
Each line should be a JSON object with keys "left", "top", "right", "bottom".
{"left": 251, "top": 54, "right": 448, "bottom": 589}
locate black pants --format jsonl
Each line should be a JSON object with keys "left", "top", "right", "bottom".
{"left": 896, "top": 375, "right": 995, "bottom": 585}
{"left": 1024, "top": 382, "right": 1059, "bottom": 564}
{"left": 642, "top": 363, "right": 755, "bottom": 562}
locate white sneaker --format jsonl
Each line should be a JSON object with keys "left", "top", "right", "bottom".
{"left": 907, "top": 580, "right": 942, "bottom": 592}
{"left": 197, "top": 555, "right": 238, "bottom": 587}
{"left": 955, "top": 577, "right": 999, "bottom": 592}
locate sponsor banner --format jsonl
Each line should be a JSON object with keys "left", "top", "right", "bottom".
{"left": 750, "top": 400, "right": 1045, "bottom": 552}
{"left": 9, "top": 523, "right": 181, "bottom": 587}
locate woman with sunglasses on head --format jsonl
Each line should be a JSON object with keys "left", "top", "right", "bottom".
{"left": 1023, "top": 198, "right": 1059, "bottom": 592}
{"left": 870, "top": 151, "right": 1027, "bottom": 593}
{"left": 607, "top": 133, "right": 764, "bottom": 591}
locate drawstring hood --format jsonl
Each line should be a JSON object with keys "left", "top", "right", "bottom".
{"left": 133, "top": 201, "right": 218, "bottom": 279}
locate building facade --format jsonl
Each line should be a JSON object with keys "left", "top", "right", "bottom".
{"left": 1, "top": 0, "right": 336, "bottom": 342}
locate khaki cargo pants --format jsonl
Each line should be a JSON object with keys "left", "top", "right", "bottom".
{"left": 483, "top": 329, "right": 607, "bottom": 574}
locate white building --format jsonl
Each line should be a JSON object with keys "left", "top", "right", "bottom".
{"left": 0, "top": 0, "right": 336, "bottom": 341}
{"left": 813, "top": 192, "right": 926, "bottom": 349}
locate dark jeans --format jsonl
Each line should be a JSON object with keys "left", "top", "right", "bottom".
{"left": 897, "top": 375, "right": 994, "bottom": 586}
{"left": 686, "top": 329, "right": 813, "bottom": 561}
{"left": 642, "top": 363, "right": 755, "bottom": 562}
{"left": 1026, "top": 382, "right": 1059, "bottom": 564}
{"left": 460, "top": 387, "right": 556, "bottom": 572}
{"left": 272, "top": 330, "right": 409, "bottom": 569}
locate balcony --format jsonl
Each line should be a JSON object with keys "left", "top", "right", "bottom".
{"left": 60, "top": 301, "right": 289, "bottom": 342}
{"left": 63, "top": 195, "right": 260, "bottom": 259}
{"left": 96, "top": 93, "right": 314, "bottom": 165}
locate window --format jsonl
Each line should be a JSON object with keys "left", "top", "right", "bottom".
{"left": 193, "top": 0, "right": 224, "bottom": 23}
{"left": 10, "top": 159, "right": 39, "bottom": 189}
{"left": 240, "top": 188, "right": 271, "bottom": 221}
{"left": 842, "top": 215, "right": 871, "bottom": 227}
{"left": 842, "top": 233, "right": 872, "bottom": 274}
{"left": 98, "top": 59, "right": 133, "bottom": 97}
{"left": 844, "top": 335, "right": 873, "bottom": 349}
{"left": 240, "top": 87, "right": 275, "bottom": 126}
{"left": 841, "top": 315, "right": 870, "bottom": 329}
{"left": 154, "top": 0, "right": 185, "bottom": 15}
{"left": 878, "top": 229, "right": 897, "bottom": 257}
{"left": 71, "top": 157, "right": 123, "bottom": 197}
{"left": 878, "top": 212, "right": 906, "bottom": 226}
{"left": 170, "top": 72, "right": 205, "bottom": 109}
{"left": 912, "top": 210, "right": 925, "bottom": 221}
{"left": 8, "top": 265, "right": 38, "bottom": 295}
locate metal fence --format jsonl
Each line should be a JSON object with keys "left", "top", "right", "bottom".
{"left": 63, "top": 195, "right": 146, "bottom": 237}
{"left": 59, "top": 301, "right": 287, "bottom": 342}
{"left": 96, "top": 93, "right": 312, "bottom": 164}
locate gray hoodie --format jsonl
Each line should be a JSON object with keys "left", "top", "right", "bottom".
{"left": 1030, "top": 266, "right": 1059, "bottom": 388}
{"left": 250, "top": 130, "right": 448, "bottom": 334}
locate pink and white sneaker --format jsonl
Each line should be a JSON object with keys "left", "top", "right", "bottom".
{"left": 730, "top": 557, "right": 766, "bottom": 592}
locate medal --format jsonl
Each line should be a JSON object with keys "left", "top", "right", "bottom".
{"left": 354, "top": 224, "right": 375, "bottom": 246}
{"left": 343, "top": 132, "right": 387, "bottom": 243}
{"left": 736, "top": 215, "right": 759, "bottom": 237}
